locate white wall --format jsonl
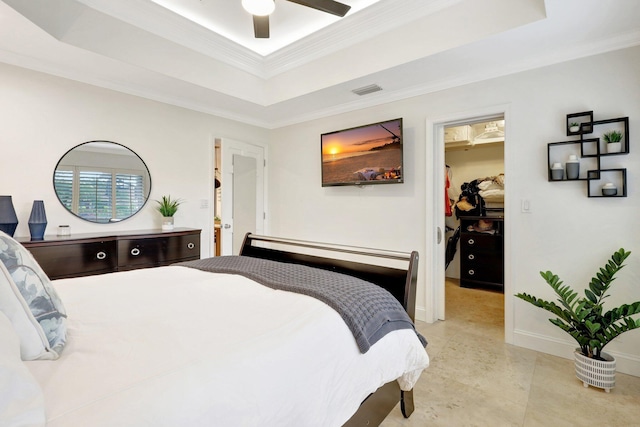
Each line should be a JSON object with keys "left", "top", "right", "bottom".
{"left": 0, "top": 62, "right": 268, "bottom": 257}
{"left": 267, "top": 46, "right": 640, "bottom": 375}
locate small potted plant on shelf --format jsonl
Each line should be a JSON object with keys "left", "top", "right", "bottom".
{"left": 155, "top": 195, "right": 182, "bottom": 231}
{"left": 515, "top": 248, "right": 640, "bottom": 392}
{"left": 604, "top": 130, "right": 623, "bottom": 153}
{"left": 569, "top": 122, "right": 580, "bottom": 133}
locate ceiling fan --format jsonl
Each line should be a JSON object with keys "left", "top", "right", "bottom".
{"left": 242, "top": 0, "right": 351, "bottom": 39}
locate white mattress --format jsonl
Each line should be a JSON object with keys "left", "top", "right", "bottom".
{"left": 25, "top": 266, "right": 429, "bottom": 427}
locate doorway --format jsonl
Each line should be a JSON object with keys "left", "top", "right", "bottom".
{"left": 444, "top": 118, "right": 505, "bottom": 328}
{"left": 213, "top": 138, "right": 265, "bottom": 256}
{"left": 425, "top": 105, "right": 513, "bottom": 344}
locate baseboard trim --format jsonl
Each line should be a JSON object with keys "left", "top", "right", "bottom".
{"left": 513, "top": 329, "right": 640, "bottom": 377}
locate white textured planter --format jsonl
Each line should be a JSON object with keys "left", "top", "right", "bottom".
{"left": 607, "top": 142, "right": 622, "bottom": 153}
{"left": 574, "top": 349, "right": 616, "bottom": 392}
{"left": 161, "top": 216, "right": 174, "bottom": 231}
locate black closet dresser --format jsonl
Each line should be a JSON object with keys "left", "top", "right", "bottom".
{"left": 458, "top": 215, "right": 504, "bottom": 291}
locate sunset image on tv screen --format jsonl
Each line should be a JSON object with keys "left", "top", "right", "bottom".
{"left": 321, "top": 118, "right": 403, "bottom": 186}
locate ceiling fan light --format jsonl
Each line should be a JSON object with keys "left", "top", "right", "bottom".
{"left": 242, "top": 0, "right": 275, "bottom": 16}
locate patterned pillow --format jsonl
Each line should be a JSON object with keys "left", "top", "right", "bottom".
{"left": 0, "top": 231, "right": 67, "bottom": 360}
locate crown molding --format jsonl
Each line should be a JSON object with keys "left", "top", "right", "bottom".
{"left": 3, "top": 12, "right": 638, "bottom": 131}
{"left": 75, "top": 0, "right": 461, "bottom": 80}
{"left": 0, "top": 47, "right": 272, "bottom": 128}
{"left": 76, "top": 0, "right": 267, "bottom": 78}
{"left": 268, "top": 30, "right": 640, "bottom": 128}
{"left": 263, "top": 0, "right": 461, "bottom": 77}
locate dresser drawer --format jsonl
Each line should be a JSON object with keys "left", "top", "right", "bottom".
{"left": 163, "top": 232, "right": 200, "bottom": 263}
{"left": 118, "top": 233, "right": 200, "bottom": 269}
{"left": 26, "top": 240, "right": 117, "bottom": 279}
{"left": 460, "top": 259, "right": 503, "bottom": 283}
{"left": 118, "top": 237, "right": 163, "bottom": 269}
{"left": 461, "top": 249, "right": 502, "bottom": 266}
{"left": 460, "top": 233, "right": 502, "bottom": 254}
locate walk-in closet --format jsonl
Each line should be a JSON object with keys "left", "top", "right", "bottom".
{"left": 444, "top": 118, "right": 505, "bottom": 303}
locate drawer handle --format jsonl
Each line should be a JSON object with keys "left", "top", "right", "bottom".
{"left": 468, "top": 254, "right": 475, "bottom": 260}
{"left": 187, "top": 242, "right": 195, "bottom": 250}
{"left": 96, "top": 251, "right": 107, "bottom": 260}
{"left": 468, "top": 269, "right": 475, "bottom": 276}
{"left": 468, "top": 238, "right": 475, "bottom": 245}
{"left": 131, "top": 248, "right": 141, "bottom": 256}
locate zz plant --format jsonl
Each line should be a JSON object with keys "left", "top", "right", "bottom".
{"left": 516, "top": 248, "right": 640, "bottom": 360}
{"left": 603, "top": 130, "right": 622, "bottom": 143}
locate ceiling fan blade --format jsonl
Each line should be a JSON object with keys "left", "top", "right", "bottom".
{"left": 286, "top": 0, "right": 351, "bottom": 17}
{"left": 253, "top": 15, "right": 270, "bottom": 38}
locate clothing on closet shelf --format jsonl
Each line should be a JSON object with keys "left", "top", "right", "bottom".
{"left": 453, "top": 174, "right": 505, "bottom": 218}
{"left": 477, "top": 174, "right": 505, "bottom": 203}
{"left": 454, "top": 179, "right": 486, "bottom": 218}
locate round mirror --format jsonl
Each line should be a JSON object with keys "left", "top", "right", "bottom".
{"left": 53, "top": 141, "right": 151, "bottom": 223}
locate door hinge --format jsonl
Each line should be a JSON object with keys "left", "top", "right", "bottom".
{"left": 263, "top": 159, "right": 266, "bottom": 167}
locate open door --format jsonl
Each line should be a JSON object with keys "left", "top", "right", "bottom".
{"left": 425, "top": 105, "right": 513, "bottom": 344}
{"left": 425, "top": 120, "right": 447, "bottom": 322}
{"left": 219, "top": 138, "right": 265, "bottom": 255}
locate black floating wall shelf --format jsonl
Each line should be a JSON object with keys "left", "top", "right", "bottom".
{"left": 548, "top": 111, "right": 629, "bottom": 197}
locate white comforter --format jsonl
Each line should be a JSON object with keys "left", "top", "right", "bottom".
{"left": 26, "top": 266, "right": 429, "bottom": 427}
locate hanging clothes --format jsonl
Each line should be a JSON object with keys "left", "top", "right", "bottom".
{"left": 445, "top": 165, "right": 453, "bottom": 216}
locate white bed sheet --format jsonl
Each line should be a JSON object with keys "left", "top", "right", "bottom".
{"left": 25, "top": 266, "right": 429, "bottom": 427}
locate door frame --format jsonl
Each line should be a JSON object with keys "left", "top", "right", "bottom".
{"left": 209, "top": 136, "right": 268, "bottom": 257}
{"left": 425, "top": 103, "right": 514, "bottom": 344}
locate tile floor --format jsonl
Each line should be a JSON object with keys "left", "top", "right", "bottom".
{"left": 380, "top": 279, "right": 640, "bottom": 427}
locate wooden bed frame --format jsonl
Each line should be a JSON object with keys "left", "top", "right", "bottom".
{"left": 240, "top": 233, "right": 420, "bottom": 426}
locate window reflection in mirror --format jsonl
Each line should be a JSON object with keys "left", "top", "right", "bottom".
{"left": 53, "top": 141, "right": 151, "bottom": 223}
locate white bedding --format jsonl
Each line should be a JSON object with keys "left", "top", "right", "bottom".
{"left": 25, "top": 266, "right": 429, "bottom": 427}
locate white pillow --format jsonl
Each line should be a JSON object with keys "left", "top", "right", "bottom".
{"left": 0, "top": 311, "right": 46, "bottom": 427}
{"left": 0, "top": 231, "right": 67, "bottom": 360}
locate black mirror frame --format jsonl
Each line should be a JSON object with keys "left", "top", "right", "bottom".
{"left": 53, "top": 140, "right": 152, "bottom": 224}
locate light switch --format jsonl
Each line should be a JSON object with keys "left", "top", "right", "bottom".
{"left": 521, "top": 199, "right": 532, "bottom": 213}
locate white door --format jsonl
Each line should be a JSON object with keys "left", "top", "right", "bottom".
{"left": 220, "top": 138, "right": 265, "bottom": 255}
{"left": 425, "top": 120, "right": 447, "bottom": 322}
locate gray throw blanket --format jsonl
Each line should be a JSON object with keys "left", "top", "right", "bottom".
{"left": 177, "top": 256, "right": 427, "bottom": 353}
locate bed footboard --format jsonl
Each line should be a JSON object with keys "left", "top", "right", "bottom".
{"left": 240, "top": 233, "right": 419, "bottom": 321}
{"left": 240, "top": 234, "right": 421, "bottom": 426}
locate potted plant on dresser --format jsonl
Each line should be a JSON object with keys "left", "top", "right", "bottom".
{"left": 516, "top": 248, "right": 640, "bottom": 392}
{"left": 155, "top": 195, "right": 182, "bottom": 231}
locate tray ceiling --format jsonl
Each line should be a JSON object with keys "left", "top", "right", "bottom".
{"left": 0, "top": 0, "right": 638, "bottom": 128}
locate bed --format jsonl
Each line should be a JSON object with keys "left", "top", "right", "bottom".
{"left": 0, "top": 232, "right": 429, "bottom": 427}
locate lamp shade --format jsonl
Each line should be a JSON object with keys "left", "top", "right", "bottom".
{"left": 28, "top": 200, "right": 47, "bottom": 240}
{"left": 0, "top": 195, "right": 19, "bottom": 237}
{"left": 242, "top": 0, "right": 275, "bottom": 16}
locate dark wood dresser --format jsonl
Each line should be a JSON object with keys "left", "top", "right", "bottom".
{"left": 459, "top": 216, "right": 504, "bottom": 291}
{"left": 18, "top": 228, "right": 201, "bottom": 280}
